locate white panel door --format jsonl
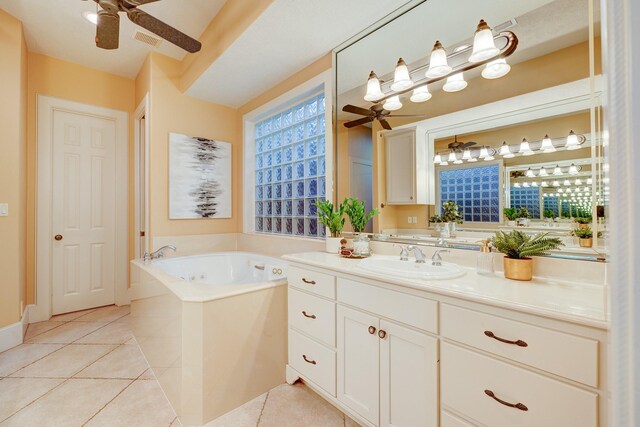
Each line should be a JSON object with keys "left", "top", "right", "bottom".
{"left": 337, "top": 305, "right": 380, "bottom": 426}
{"left": 379, "top": 319, "right": 438, "bottom": 427}
{"left": 51, "top": 110, "right": 116, "bottom": 314}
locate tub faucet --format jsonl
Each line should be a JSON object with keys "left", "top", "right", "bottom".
{"left": 406, "top": 245, "right": 427, "bottom": 264}
{"left": 432, "top": 249, "right": 450, "bottom": 267}
{"left": 144, "top": 245, "right": 177, "bottom": 262}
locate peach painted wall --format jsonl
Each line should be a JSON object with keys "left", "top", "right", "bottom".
{"left": 0, "top": 9, "right": 28, "bottom": 327}
{"left": 26, "top": 53, "right": 136, "bottom": 305}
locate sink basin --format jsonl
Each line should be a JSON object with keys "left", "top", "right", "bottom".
{"left": 357, "top": 256, "right": 466, "bottom": 280}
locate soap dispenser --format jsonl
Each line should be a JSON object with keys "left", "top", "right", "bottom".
{"left": 477, "top": 240, "right": 494, "bottom": 276}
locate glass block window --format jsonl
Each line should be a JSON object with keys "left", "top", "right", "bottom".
{"left": 543, "top": 196, "right": 559, "bottom": 217}
{"left": 254, "top": 93, "right": 326, "bottom": 238}
{"left": 510, "top": 186, "right": 541, "bottom": 218}
{"left": 439, "top": 164, "right": 500, "bottom": 222}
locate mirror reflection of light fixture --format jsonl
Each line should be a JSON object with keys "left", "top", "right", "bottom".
{"left": 569, "top": 163, "right": 579, "bottom": 174}
{"left": 410, "top": 84, "right": 432, "bottom": 103}
{"left": 364, "top": 71, "right": 384, "bottom": 102}
{"left": 558, "top": 188, "right": 564, "bottom": 193}
{"left": 439, "top": 157, "right": 449, "bottom": 166}
{"left": 426, "top": 40, "right": 452, "bottom": 78}
{"left": 499, "top": 141, "right": 514, "bottom": 158}
{"left": 481, "top": 58, "right": 511, "bottom": 79}
{"left": 553, "top": 165, "right": 562, "bottom": 176}
{"left": 433, "top": 153, "right": 442, "bottom": 164}
{"left": 383, "top": 95, "right": 402, "bottom": 111}
{"left": 539, "top": 167, "right": 548, "bottom": 177}
{"left": 448, "top": 151, "right": 460, "bottom": 165}
{"left": 525, "top": 168, "right": 535, "bottom": 177}
{"left": 443, "top": 72, "right": 468, "bottom": 92}
{"left": 484, "top": 150, "right": 494, "bottom": 161}
{"left": 467, "top": 153, "right": 478, "bottom": 162}
{"left": 553, "top": 180, "right": 560, "bottom": 187}
{"left": 541, "top": 181, "right": 549, "bottom": 187}
{"left": 563, "top": 179, "right": 571, "bottom": 186}
{"left": 565, "top": 130, "right": 580, "bottom": 150}
{"left": 462, "top": 149, "right": 472, "bottom": 161}
{"left": 532, "top": 181, "right": 538, "bottom": 187}
{"left": 479, "top": 146, "right": 489, "bottom": 160}
{"left": 469, "top": 20, "right": 500, "bottom": 62}
{"left": 523, "top": 182, "right": 530, "bottom": 187}
{"left": 587, "top": 178, "right": 593, "bottom": 184}
{"left": 519, "top": 138, "right": 534, "bottom": 156}
{"left": 540, "top": 134, "right": 556, "bottom": 153}
{"left": 390, "top": 58, "right": 413, "bottom": 91}
{"left": 575, "top": 178, "right": 582, "bottom": 185}
{"left": 514, "top": 182, "right": 521, "bottom": 188}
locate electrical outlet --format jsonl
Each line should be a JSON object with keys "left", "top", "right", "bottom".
{"left": 0, "top": 203, "right": 8, "bottom": 217}
{"left": 412, "top": 216, "right": 418, "bottom": 224}
{"left": 407, "top": 216, "right": 413, "bottom": 224}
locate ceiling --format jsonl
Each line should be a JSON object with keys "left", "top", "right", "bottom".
{"left": 0, "top": 0, "right": 226, "bottom": 78}
{"left": 185, "top": 0, "right": 412, "bottom": 108}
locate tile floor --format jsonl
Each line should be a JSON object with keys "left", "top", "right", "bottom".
{"left": 0, "top": 305, "right": 359, "bottom": 427}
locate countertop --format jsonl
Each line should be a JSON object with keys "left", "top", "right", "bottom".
{"left": 282, "top": 252, "right": 609, "bottom": 330}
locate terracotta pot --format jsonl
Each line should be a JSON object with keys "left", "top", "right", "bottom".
{"left": 326, "top": 237, "right": 342, "bottom": 254}
{"left": 503, "top": 257, "right": 533, "bottom": 281}
{"left": 579, "top": 238, "right": 593, "bottom": 248}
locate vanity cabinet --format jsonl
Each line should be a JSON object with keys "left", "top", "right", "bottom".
{"left": 383, "top": 126, "right": 434, "bottom": 205}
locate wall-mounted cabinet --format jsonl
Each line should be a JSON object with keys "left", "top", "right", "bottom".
{"left": 383, "top": 126, "right": 434, "bottom": 205}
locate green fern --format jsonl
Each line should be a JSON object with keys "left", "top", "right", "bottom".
{"left": 490, "top": 230, "right": 564, "bottom": 259}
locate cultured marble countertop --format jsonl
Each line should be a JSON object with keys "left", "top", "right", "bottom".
{"left": 282, "top": 252, "right": 609, "bottom": 330}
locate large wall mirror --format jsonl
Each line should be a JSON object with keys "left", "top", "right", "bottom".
{"left": 333, "top": 0, "right": 605, "bottom": 261}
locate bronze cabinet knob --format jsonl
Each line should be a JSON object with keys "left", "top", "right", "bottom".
{"left": 368, "top": 326, "right": 376, "bottom": 335}
{"left": 54, "top": 234, "right": 63, "bottom": 241}
{"left": 378, "top": 330, "right": 387, "bottom": 339}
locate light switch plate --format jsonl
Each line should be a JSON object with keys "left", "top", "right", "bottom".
{"left": 0, "top": 203, "right": 8, "bottom": 217}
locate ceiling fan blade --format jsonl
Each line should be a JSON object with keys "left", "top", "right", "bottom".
{"left": 126, "top": 8, "right": 202, "bottom": 52}
{"left": 461, "top": 141, "right": 476, "bottom": 149}
{"left": 342, "top": 104, "right": 374, "bottom": 116}
{"left": 386, "top": 114, "right": 429, "bottom": 118}
{"left": 122, "top": 0, "right": 161, "bottom": 5}
{"left": 96, "top": 9, "right": 120, "bottom": 50}
{"left": 344, "top": 117, "right": 375, "bottom": 128}
{"left": 379, "top": 119, "right": 393, "bottom": 130}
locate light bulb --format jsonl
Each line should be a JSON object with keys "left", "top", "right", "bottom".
{"left": 539, "top": 167, "right": 548, "bottom": 177}
{"left": 433, "top": 153, "right": 442, "bottom": 164}
{"left": 481, "top": 58, "right": 511, "bottom": 79}
{"left": 519, "top": 138, "right": 534, "bottom": 156}
{"left": 462, "top": 149, "right": 471, "bottom": 161}
{"left": 426, "top": 40, "right": 452, "bottom": 78}
{"left": 364, "top": 71, "right": 384, "bottom": 102}
{"left": 525, "top": 168, "right": 535, "bottom": 178}
{"left": 541, "top": 134, "right": 555, "bottom": 153}
{"left": 410, "top": 84, "right": 432, "bottom": 103}
{"left": 390, "top": 58, "right": 413, "bottom": 92}
{"left": 383, "top": 95, "right": 402, "bottom": 111}
{"left": 553, "top": 165, "right": 562, "bottom": 176}
{"left": 443, "top": 72, "right": 467, "bottom": 92}
{"left": 499, "top": 141, "right": 514, "bottom": 158}
{"left": 565, "top": 130, "right": 580, "bottom": 150}
{"left": 569, "top": 163, "right": 579, "bottom": 174}
{"left": 479, "top": 146, "right": 489, "bottom": 159}
{"left": 469, "top": 20, "right": 499, "bottom": 62}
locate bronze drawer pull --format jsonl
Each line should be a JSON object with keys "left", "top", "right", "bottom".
{"left": 484, "top": 389, "right": 528, "bottom": 411}
{"left": 368, "top": 326, "right": 377, "bottom": 334}
{"left": 484, "top": 330, "right": 528, "bottom": 347}
{"left": 302, "top": 278, "right": 316, "bottom": 285}
{"left": 302, "top": 311, "right": 316, "bottom": 319}
{"left": 302, "top": 355, "right": 316, "bottom": 365}
{"left": 378, "top": 330, "right": 387, "bottom": 339}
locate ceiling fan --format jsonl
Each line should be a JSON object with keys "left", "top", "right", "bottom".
{"left": 84, "top": 0, "right": 202, "bottom": 52}
{"left": 447, "top": 135, "right": 477, "bottom": 151}
{"left": 342, "top": 104, "right": 426, "bottom": 130}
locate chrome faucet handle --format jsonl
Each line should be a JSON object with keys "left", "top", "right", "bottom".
{"left": 393, "top": 244, "right": 409, "bottom": 261}
{"left": 143, "top": 252, "right": 151, "bottom": 262}
{"left": 407, "top": 245, "right": 427, "bottom": 264}
{"left": 431, "top": 249, "right": 450, "bottom": 266}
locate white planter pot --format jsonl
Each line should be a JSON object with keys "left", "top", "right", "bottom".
{"left": 325, "top": 237, "right": 342, "bottom": 254}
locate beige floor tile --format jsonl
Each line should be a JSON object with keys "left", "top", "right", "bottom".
{"left": 205, "top": 392, "right": 266, "bottom": 427}
{"left": 85, "top": 379, "right": 176, "bottom": 427}
{"left": 0, "top": 377, "right": 64, "bottom": 422}
{"left": 258, "top": 383, "right": 346, "bottom": 427}
{"left": 169, "top": 417, "right": 182, "bottom": 427}
{"left": 50, "top": 308, "right": 96, "bottom": 322}
{"left": 2, "top": 378, "right": 130, "bottom": 426}
{"left": 0, "top": 344, "right": 65, "bottom": 377}
{"left": 138, "top": 368, "right": 156, "bottom": 380}
{"left": 75, "top": 344, "right": 149, "bottom": 379}
{"left": 10, "top": 344, "right": 116, "bottom": 378}
{"left": 74, "top": 321, "right": 133, "bottom": 345}
{"left": 24, "top": 321, "right": 67, "bottom": 341}
{"left": 74, "top": 305, "right": 130, "bottom": 323}
{"left": 25, "top": 321, "right": 106, "bottom": 344}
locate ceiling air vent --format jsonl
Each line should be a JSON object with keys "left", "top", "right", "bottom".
{"left": 132, "top": 30, "right": 162, "bottom": 48}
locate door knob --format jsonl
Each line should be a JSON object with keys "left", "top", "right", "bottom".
{"left": 54, "top": 234, "right": 63, "bottom": 241}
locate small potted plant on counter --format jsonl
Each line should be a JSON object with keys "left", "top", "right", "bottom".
{"left": 344, "top": 197, "right": 379, "bottom": 256}
{"left": 428, "top": 214, "right": 444, "bottom": 237}
{"left": 544, "top": 209, "right": 555, "bottom": 222}
{"left": 315, "top": 199, "right": 345, "bottom": 254}
{"left": 574, "top": 215, "right": 592, "bottom": 230}
{"left": 503, "top": 207, "right": 518, "bottom": 226}
{"left": 441, "top": 200, "right": 463, "bottom": 237}
{"left": 490, "top": 230, "right": 564, "bottom": 281}
{"left": 516, "top": 207, "right": 530, "bottom": 227}
{"left": 572, "top": 226, "right": 601, "bottom": 248}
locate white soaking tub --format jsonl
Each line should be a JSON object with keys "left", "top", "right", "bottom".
{"left": 129, "top": 252, "right": 288, "bottom": 426}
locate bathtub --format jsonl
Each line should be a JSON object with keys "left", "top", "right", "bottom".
{"left": 129, "top": 252, "right": 288, "bottom": 426}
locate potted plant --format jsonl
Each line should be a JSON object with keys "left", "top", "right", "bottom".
{"left": 441, "top": 200, "right": 463, "bottom": 237}
{"left": 314, "top": 199, "right": 346, "bottom": 254}
{"left": 503, "top": 207, "right": 518, "bottom": 226}
{"left": 543, "top": 209, "right": 555, "bottom": 221}
{"left": 574, "top": 216, "right": 592, "bottom": 230}
{"left": 490, "top": 230, "right": 564, "bottom": 281}
{"left": 428, "top": 214, "right": 444, "bottom": 237}
{"left": 516, "top": 207, "right": 530, "bottom": 227}
{"left": 344, "top": 197, "right": 379, "bottom": 256}
{"left": 572, "top": 227, "right": 602, "bottom": 248}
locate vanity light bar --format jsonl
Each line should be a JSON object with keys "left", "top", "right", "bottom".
{"left": 515, "top": 178, "right": 592, "bottom": 188}
{"left": 435, "top": 146, "right": 497, "bottom": 165}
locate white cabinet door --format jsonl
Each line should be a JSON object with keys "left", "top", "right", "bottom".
{"left": 337, "top": 305, "right": 380, "bottom": 426}
{"left": 385, "top": 130, "right": 416, "bottom": 204}
{"left": 379, "top": 319, "right": 438, "bottom": 427}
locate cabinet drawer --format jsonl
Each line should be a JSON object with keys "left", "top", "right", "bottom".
{"left": 289, "top": 266, "right": 336, "bottom": 299}
{"left": 441, "top": 304, "right": 598, "bottom": 387}
{"left": 337, "top": 278, "right": 438, "bottom": 333}
{"left": 441, "top": 411, "right": 476, "bottom": 427}
{"left": 288, "top": 287, "right": 336, "bottom": 347}
{"left": 441, "top": 343, "right": 597, "bottom": 427}
{"left": 289, "top": 329, "right": 336, "bottom": 396}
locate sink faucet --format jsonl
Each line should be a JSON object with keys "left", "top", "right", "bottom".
{"left": 144, "top": 245, "right": 177, "bottom": 262}
{"left": 431, "top": 249, "right": 450, "bottom": 266}
{"left": 436, "top": 237, "right": 449, "bottom": 247}
{"left": 406, "top": 245, "right": 427, "bottom": 264}
{"left": 393, "top": 244, "right": 409, "bottom": 261}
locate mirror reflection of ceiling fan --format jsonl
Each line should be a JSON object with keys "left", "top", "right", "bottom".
{"left": 447, "top": 135, "right": 477, "bottom": 151}
{"left": 342, "top": 104, "right": 427, "bottom": 130}
{"left": 83, "top": 0, "right": 202, "bottom": 52}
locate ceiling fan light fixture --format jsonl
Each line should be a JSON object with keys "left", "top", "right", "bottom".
{"left": 426, "top": 40, "right": 452, "bottom": 78}
{"left": 482, "top": 58, "right": 511, "bottom": 79}
{"left": 469, "top": 20, "right": 500, "bottom": 63}
{"left": 443, "top": 72, "right": 467, "bottom": 92}
{"left": 382, "top": 95, "right": 402, "bottom": 111}
{"left": 82, "top": 11, "right": 98, "bottom": 25}
{"left": 540, "top": 134, "right": 556, "bottom": 153}
{"left": 499, "top": 141, "right": 514, "bottom": 158}
{"left": 364, "top": 71, "right": 384, "bottom": 102}
{"left": 410, "top": 85, "right": 432, "bottom": 103}
{"left": 390, "top": 58, "right": 413, "bottom": 91}
{"left": 566, "top": 130, "right": 580, "bottom": 150}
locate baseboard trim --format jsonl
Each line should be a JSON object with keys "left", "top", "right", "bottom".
{"left": 0, "top": 305, "right": 32, "bottom": 353}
